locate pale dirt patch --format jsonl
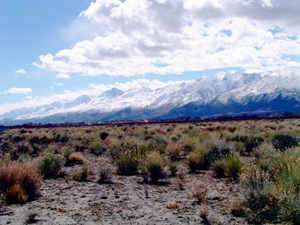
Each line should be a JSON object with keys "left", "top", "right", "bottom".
{"left": 0, "top": 154, "right": 246, "bottom": 225}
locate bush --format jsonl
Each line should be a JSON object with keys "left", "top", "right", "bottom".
{"left": 100, "top": 132, "right": 109, "bottom": 141}
{"left": 271, "top": 132, "right": 298, "bottom": 152}
{"left": 240, "top": 169, "right": 278, "bottom": 223}
{"left": 280, "top": 194, "right": 300, "bottom": 224}
{"left": 36, "top": 153, "right": 66, "bottom": 178}
{"left": 0, "top": 160, "right": 42, "bottom": 203}
{"left": 98, "top": 163, "right": 113, "bottom": 183}
{"left": 89, "top": 141, "right": 107, "bottom": 155}
{"left": 116, "top": 153, "right": 139, "bottom": 175}
{"left": 210, "top": 160, "right": 226, "bottom": 178}
{"left": 30, "top": 132, "right": 53, "bottom": 145}
{"left": 186, "top": 146, "right": 209, "bottom": 172}
{"left": 68, "top": 153, "right": 85, "bottom": 165}
{"left": 205, "top": 139, "right": 231, "bottom": 163}
{"left": 169, "top": 161, "right": 179, "bottom": 176}
{"left": 61, "top": 146, "right": 74, "bottom": 165}
{"left": 141, "top": 151, "right": 165, "bottom": 183}
{"left": 73, "top": 164, "right": 90, "bottom": 181}
{"left": 166, "top": 142, "right": 183, "bottom": 160}
{"left": 223, "top": 154, "right": 242, "bottom": 180}
{"left": 254, "top": 141, "right": 278, "bottom": 159}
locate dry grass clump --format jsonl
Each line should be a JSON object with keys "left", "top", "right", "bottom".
{"left": 190, "top": 176, "right": 209, "bottom": 204}
{"left": 199, "top": 204, "right": 209, "bottom": 223}
{"left": 68, "top": 153, "right": 85, "bottom": 165}
{"left": 0, "top": 160, "right": 42, "bottom": 203}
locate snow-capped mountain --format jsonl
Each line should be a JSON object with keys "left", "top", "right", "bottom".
{"left": 1, "top": 68, "right": 300, "bottom": 125}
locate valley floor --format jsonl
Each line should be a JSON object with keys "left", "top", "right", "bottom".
{"left": 0, "top": 153, "right": 246, "bottom": 225}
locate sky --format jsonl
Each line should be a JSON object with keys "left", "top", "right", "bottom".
{"left": 1, "top": 0, "right": 300, "bottom": 115}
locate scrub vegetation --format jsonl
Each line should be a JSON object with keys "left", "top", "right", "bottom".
{"left": 1, "top": 119, "right": 300, "bottom": 223}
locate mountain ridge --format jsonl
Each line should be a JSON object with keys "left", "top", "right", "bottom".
{"left": 1, "top": 67, "right": 300, "bottom": 125}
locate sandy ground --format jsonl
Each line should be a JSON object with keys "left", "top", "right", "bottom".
{"left": 0, "top": 154, "right": 247, "bottom": 225}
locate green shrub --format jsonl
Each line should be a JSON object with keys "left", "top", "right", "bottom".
{"left": 89, "top": 141, "right": 107, "bottom": 155}
{"left": 210, "top": 159, "right": 226, "bottom": 178}
{"left": 271, "top": 132, "right": 298, "bottom": 152}
{"left": 205, "top": 139, "right": 231, "bottom": 165}
{"left": 0, "top": 160, "right": 42, "bottom": 203}
{"left": 255, "top": 141, "right": 278, "bottom": 159}
{"left": 98, "top": 163, "right": 113, "bottom": 183}
{"left": 61, "top": 146, "right": 74, "bottom": 165}
{"left": 36, "top": 153, "right": 66, "bottom": 178}
{"left": 240, "top": 169, "right": 278, "bottom": 223}
{"left": 234, "top": 142, "right": 245, "bottom": 153}
{"left": 280, "top": 194, "right": 300, "bottom": 224}
{"left": 186, "top": 146, "right": 209, "bottom": 172}
{"left": 116, "top": 153, "right": 139, "bottom": 175}
{"left": 141, "top": 151, "right": 165, "bottom": 182}
{"left": 169, "top": 161, "right": 179, "bottom": 176}
{"left": 223, "top": 154, "right": 242, "bottom": 180}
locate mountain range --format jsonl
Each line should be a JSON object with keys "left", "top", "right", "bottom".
{"left": 1, "top": 67, "right": 300, "bottom": 125}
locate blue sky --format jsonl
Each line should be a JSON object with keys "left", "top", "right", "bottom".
{"left": 1, "top": 0, "right": 300, "bottom": 115}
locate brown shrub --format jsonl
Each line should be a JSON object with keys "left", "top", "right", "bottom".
{"left": 0, "top": 160, "right": 42, "bottom": 203}
{"left": 166, "top": 142, "right": 183, "bottom": 159}
{"left": 68, "top": 153, "right": 85, "bottom": 165}
{"left": 30, "top": 132, "right": 53, "bottom": 145}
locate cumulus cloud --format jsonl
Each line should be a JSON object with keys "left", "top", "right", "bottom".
{"left": 7, "top": 87, "right": 32, "bottom": 94}
{"left": 33, "top": 0, "right": 300, "bottom": 76}
{"left": 15, "top": 69, "right": 26, "bottom": 74}
{"left": 56, "top": 73, "right": 70, "bottom": 79}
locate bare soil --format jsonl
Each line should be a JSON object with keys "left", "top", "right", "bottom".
{"left": 0, "top": 154, "right": 247, "bottom": 225}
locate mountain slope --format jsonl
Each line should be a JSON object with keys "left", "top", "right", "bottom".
{"left": 1, "top": 67, "right": 300, "bottom": 125}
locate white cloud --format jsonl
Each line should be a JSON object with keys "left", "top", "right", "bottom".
{"left": 33, "top": 0, "right": 300, "bottom": 76}
{"left": 7, "top": 87, "right": 32, "bottom": 94}
{"left": 56, "top": 73, "right": 70, "bottom": 79}
{"left": 56, "top": 83, "right": 64, "bottom": 87}
{"left": 15, "top": 69, "right": 26, "bottom": 74}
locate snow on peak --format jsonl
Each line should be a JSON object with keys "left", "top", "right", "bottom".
{"left": 1, "top": 67, "right": 300, "bottom": 124}
{"left": 215, "top": 71, "right": 227, "bottom": 80}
